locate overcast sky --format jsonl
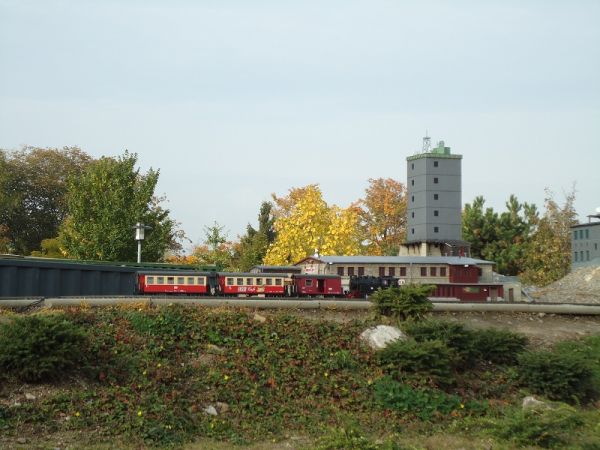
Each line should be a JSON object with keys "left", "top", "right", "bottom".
{"left": 1, "top": 0, "right": 599, "bottom": 250}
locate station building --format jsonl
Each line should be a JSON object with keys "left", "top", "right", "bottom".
{"left": 571, "top": 211, "right": 600, "bottom": 269}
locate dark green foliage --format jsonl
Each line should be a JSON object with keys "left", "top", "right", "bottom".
{"left": 312, "top": 426, "right": 406, "bottom": 450}
{"left": 518, "top": 349, "right": 599, "bottom": 404}
{"left": 404, "top": 320, "right": 528, "bottom": 368}
{"left": 371, "top": 284, "right": 434, "bottom": 321}
{"left": 377, "top": 339, "right": 454, "bottom": 386}
{"left": 492, "top": 406, "right": 585, "bottom": 448}
{"left": 0, "top": 314, "right": 88, "bottom": 382}
{"left": 469, "top": 328, "right": 528, "bottom": 365}
{"left": 373, "top": 376, "right": 485, "bottom": 421}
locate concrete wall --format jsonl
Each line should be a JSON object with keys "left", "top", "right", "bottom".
{"left": 572, "top": 223, "right": 600, "bottom": 269}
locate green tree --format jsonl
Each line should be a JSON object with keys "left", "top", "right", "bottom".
{"left": 234, "top": 201, "right": 276, "bottom": 271}
{"left": 191, "top": 222, "right": 235, "bottom": 269}
{"left": 462, "top": 195, "right": 537, "bottom": 275}
{"left": 58, "top": 151, "right": 181, "bottom": 261}
{"left": 0, "top": 146, "right": 91, "bottom": 255}
{"left": 521, "top": 188, "right": 578, "bottom": 286}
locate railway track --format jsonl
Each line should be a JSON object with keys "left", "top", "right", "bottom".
{"left": 1, "top": 296, "right": 600, "bottom": 314}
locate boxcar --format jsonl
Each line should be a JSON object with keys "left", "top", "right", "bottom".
{"left": 293, "top": 274, "right": 343, "bottom": 297}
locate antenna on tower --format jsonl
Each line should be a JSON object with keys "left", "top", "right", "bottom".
{"left": 422, "top": 130, "right": 431, "bottom": 153}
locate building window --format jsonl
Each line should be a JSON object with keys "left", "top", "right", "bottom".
{"left": 400, "top": 267, "right": 406, "bottom": 276}
{"left": 411, "top": 228, "right": 415, "bottom": 234}
{"left": 411, "top": 195, "right": 414, "bottom": 202}
{"left": 411, "top": 179, "right": 414, "bottom": 186}
{"left": 434, "top": 177, "right": 439, "bottom": 184}
{"left": 379, "top": 267, "right": 385, "bottom": 277}
{"left": 574, "top": 231, "right": 578, "bottom": 240}
{"left": 430, "top": 267, "right": 437, "bottom": 276}
{"left": 596, "top": 243, "right": 598, "bottom": 250}
{"left": 587, "top": 250, "right": 590, "bottom": 261}
{"left": 574, "top": 252, "right": 578, "bottom": 262}
{"left": 580, "top": 230, "right": 584, "bottom": 239}
{"left": 586, "top": 229, "right": 590, "bottom": 239}
{"left": 440, "top": 267, "right": 447, "bottom": 276}
{"left": 389, "top": 267, "right": 395, "bottom": 277}
{"left": 434, "top": 226, "right": 439, "bottom": 233}
{"left": 581, "top": 251, "right": 584, "bottom": 261}
{"left": 411, "top": 163, "right": 414, "bottom": 170}
{"left": 434, "top": 160, "right": 438, "bottom": 167}
{"left": 434, "top": 210, "right": 439, "bottom": 217}
{"left": 434, "top": 194, "right": 439, "bottom": 200}
{"left": 411, "top": 211, "right": 415, "bottom": 218}
{"left": 358, "top": 267, "right": 364, "bottom": 276}
{"left": 420, "top": 267, "right": 427, "bottom": 276}
{"left": 337, "top": 267, "right": 344, "bottom": 276}
{"left": 347, "top": 267, "right": 355, "bottom": 276}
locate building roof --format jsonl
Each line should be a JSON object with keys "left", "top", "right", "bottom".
{"left": 294, "top": 255, "right": 494, "bottom": 266}
{"left": 251, "top": 265, "right": 302, "bottom": 271}
{"left": 571, "top": 221, "right": 600, "bottom": 229}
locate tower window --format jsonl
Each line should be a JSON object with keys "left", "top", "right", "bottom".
{"left": 411, "top": 163, "right": 414, "bottom": 170}
{"left": 411, "top": 195, "right": 414, "bottom": 202}
{"left": 411, "top": 179, "right": 414, "bottom": 186}
{"left": 411, "top": 228, "right": 415, "bottom": 235}
{"left": 434, "top": 161, "right": 438, "bottom": 167}
{"left": 411, "top": 212, "right": 414, "bottom": 218}
{"left": 434, "top": 226, "right": 439, "bottom": 233}
{"left": 434, "top": 210, "right": 439, "bottom": 217}
{"left": 434, "top": 194, "right": 439, "bottom": 200}
{"left": 434, "top": 177, "right": 439, "bottom": 184}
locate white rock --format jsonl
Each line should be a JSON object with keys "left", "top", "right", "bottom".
{"left": 360, "top": 325, "right": 407, "bottom": 350}
{"left": 253, "top": 313, "right": 267, "bottom": 323}
{"left": 203, "top": 405, "right": 218, "bottom": 416}
{"left": 25, "top": 393, "right": 36, "bottom": 400}
{"left": 522, "top": 396, "right": 549, "bottom": 411}
{"left": 215, "top": 401, "right": 230, "bottom": 413}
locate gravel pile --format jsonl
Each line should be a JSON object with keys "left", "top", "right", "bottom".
{"left": 532, "top": 266, "right": 600, "bottom": 304}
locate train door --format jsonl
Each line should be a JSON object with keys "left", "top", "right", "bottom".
{"left": 317, "top": 278, "right": 325, "bottom": 293}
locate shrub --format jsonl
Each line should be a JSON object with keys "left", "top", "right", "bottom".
{"left": 518, "top": 350, "right": 598, "bottom": 404}
{"left": 377, "top": 339, "right": 454, "bottom": 386}
{"left": 0, "top": 314, "right": 88, "bottom": 382}
{"left": 470, "top": 328, "right": 528, "bottom": 365}
{"left": 371, "top": 284, "right": 434, "bottom": 321}
{"left": 404, "top": 321, "right": 528, "bottom": 368}
{"left": 312, "top": 427, "right": 406, "bottom": 450}
{"left": 492, "top": 405, "right": 585, "bottom": 448}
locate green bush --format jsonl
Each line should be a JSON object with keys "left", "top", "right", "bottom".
{"left": 518, "top": 349, "right": 599, "bottom": 404}
{"left": 492, "top": 405, "right": 585, "bottom": 448}
{"left": 404, "top": 320, "right": 528, "bottom": 368}
{"left": 0, "top": 314, "right": 88, "bottom": 382}
{"left": 377, "top": 339, "right": 454, "bottom": 386}
{"left": 371, "top": 284, "right": 434, "bottom": 321}
{"left": 312, "top": 427, "right": 406, "bottom": 450}
{"left": 470, "top": 328, "right": 528, "bottom": 365}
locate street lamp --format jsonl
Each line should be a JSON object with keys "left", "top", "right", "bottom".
{"left": 133, "top": 222, "right": 152, "bottom": 263}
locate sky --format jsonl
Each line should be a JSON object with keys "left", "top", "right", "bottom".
{"left": 1, "top": 0, "right": 599, "bottom": 250}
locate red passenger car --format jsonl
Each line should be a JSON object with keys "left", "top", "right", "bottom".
{"left": 292, "top": 274, "right": 343, "bottom": 297}
{"left": 217, "top": 273, "right": 291, "bottom": 297}
{"left": 137, "top": 271, "right": 217, "bottom": 295}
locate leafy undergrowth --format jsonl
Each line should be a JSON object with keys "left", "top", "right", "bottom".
{"left": 0, "top": 304, "right": 599, "bottom": 449}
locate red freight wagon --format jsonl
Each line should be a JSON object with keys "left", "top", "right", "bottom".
{"left": 293, "top": 274, "right": 343, "bottom": 297}
{"left": 218, "top": 273, "right": 290, "bottom": 297}
{"left": 137, "top": 271, "right": 216, "bottom": 295}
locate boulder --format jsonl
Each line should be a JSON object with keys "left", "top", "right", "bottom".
{"left": 203, "top": 405, "right": 218, "bottom": 416}
{"left": 360, "top": 325, "right": 407, "bottom": 350}
{"left": 253, "top": 313, "right": 267, "bottom": 323}
{"left": 522, "top": 395, "right": 550, "bottom": 411}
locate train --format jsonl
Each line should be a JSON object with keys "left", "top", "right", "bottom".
{"left": 136, "top": 270, "right": 400, "bottom": 298}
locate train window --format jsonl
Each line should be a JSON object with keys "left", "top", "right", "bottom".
{"left": 197, "top": 277, "right": 205, "bottom": 285}
{"left": 305, "top": 279, "right": 313, "bottom": 287}
{"left": 256, "top": 278, "right": 263, "bottom": 285}
{"left": 167, "top": 277, "right": 175, "bottom": 284}
{"left": 177, "top": 277, "right": 185, "bottom": 284}
{"left": 246, "top": 278, "right": 253, "bottom": 285}
{"left": 227, "top": 277, "right": 234, "bottom": 285}
{"left": 147, "top": 276, "right": 154, "bottom": 285}
{"left": 266, "top": 278, "right": 272, "bottom": 285}
{"left": 187, "top": 277, "right": 194, "bottom": 284}
{"left": 237, "top": 278, "right": 243, "bottom": 285}
{"left": 157, "top": 276, "right": 164, "bottom": 284}
{"left": 275, "top": 278, "right": 282, "bottom": 286}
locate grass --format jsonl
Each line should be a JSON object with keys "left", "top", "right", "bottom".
{"left": 1, "top": 304, "right": 600, "bottom": 449}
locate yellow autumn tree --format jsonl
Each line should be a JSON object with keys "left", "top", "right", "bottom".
{"left": 360, "top": 178, "right": 407, "bottom": 255}
{"left": 264, "top": 185, "right": 363, "bottom": 265}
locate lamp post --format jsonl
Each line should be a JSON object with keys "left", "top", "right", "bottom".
{"left": 133, "top": 222, "right": 152, "bottom": 263}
